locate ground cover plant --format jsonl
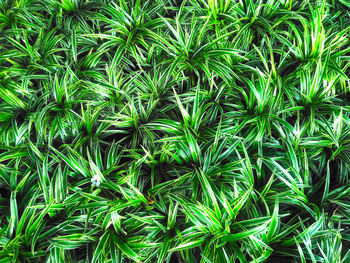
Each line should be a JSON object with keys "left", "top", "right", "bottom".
{"left": 0, "top": 0, "right": 350, "bottom": 262}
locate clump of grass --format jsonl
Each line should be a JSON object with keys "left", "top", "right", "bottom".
{"left": 0, "top": 0, "right": 349, "bottom": 262}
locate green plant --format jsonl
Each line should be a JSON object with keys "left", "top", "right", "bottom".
{"left": 0, "top": 0, "right": 349, "bottom": 262}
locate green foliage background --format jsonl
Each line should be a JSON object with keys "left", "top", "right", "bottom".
{"left": 0, "top": 0, "right": 350, "bottom": 262}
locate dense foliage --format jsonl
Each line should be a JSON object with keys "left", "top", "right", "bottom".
{"left": 0, "top": 0, "right": 350, "bottom": 262}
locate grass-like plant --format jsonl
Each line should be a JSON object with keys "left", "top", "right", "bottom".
{"left": 0, "top": 0, "right": 349, "bottom": 262}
